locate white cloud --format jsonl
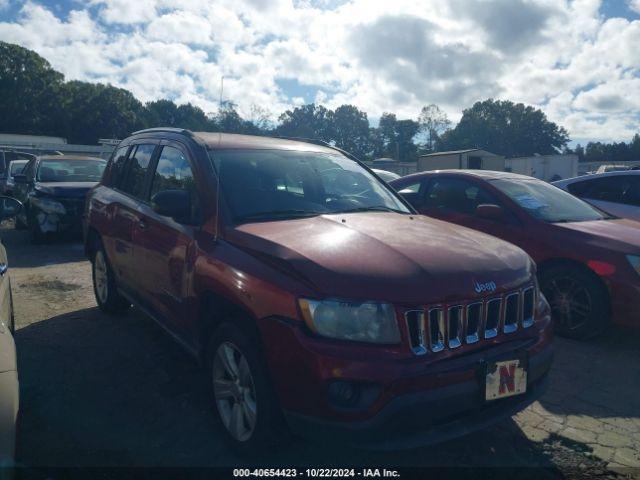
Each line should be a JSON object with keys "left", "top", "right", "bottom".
{"left": 0, "top": 0, "right": 638, "bottom": 142}
{"left": 629, "top": 0, "right": 640, "bottom": 14}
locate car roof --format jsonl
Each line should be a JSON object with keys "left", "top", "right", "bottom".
{"left": 394, "top": 169, "right": 536, "bottom": 183}
{"left": 131, "top": 128, "right": 340, "bottom": 155}
{"left": 554, "top": 170, "right": 640, "bottom": 186}
{"left": 37, "top": 155, "right": 106, "bottom": 162}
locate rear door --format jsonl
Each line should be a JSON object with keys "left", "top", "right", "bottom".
{"left": 131, "top": 141, "right": 200, "bottom": 339}
{"left": 107, "top": 142, "right": 158, "bottom": 290}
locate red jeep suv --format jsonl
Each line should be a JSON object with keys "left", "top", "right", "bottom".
{"left": 85, "top": 129, "right": 553, "bottom": 451}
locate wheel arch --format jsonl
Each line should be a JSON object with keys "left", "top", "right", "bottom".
{"left": 196, "top": 290, "right": 262, "bottom": 364}
{"left": 85, "top": 226, "right": 101, "bottom": 260}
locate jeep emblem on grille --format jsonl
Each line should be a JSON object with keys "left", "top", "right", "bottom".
{"left": 474, "top": 281, "right": 497, "bottom": 294}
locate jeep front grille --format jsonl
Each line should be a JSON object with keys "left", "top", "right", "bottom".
{"left": 405, "top": 286, "right": 536, "bottom": 355}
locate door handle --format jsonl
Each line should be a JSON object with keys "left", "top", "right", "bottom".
{"left": 138, "top": 219, "right": 148, "bottom": 230}
{"left": 0, "top": 263, "right": 8, "bottom": 276}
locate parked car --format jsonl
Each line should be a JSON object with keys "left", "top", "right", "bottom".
{"left": 0, "top": 160, "right": 29, "bottom": 197}
{"left": 553, "top": 171, "right": 640, "bottom": 222}
{"left": 13, "top": 155, "right": 106, "bottom": 243}
{"left": 596, "top": 165, "right": 631, "bottom": 174}
{"left": 390, "top": 170, "right": 640, "bottom": 339}
{"left": 0, "top": 152, "right": 35, "bottom": 197}
{"left": 85, "top": 129, "right": 553, "bottom": 451}
{"left": 372, "top": 169, "right": 400, "bottom": 182}
{"left": 0, "top": 197, "right": 23, "bottom": 466}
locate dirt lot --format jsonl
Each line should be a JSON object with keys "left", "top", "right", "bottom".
{"left": 4, "top": 225, "right": 639, "bottom": 478}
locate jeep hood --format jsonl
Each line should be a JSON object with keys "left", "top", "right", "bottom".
{"left": 227, "top": 213, "right": 534, "bottom": 304}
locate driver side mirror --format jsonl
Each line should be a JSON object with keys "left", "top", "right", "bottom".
{"left": 151, "top": 190, "right": 191, "bottom": 223}
{"left": 476, "top": 204, "right": 508, "bottom": 222}
{"left": 0, "top": 196, "right": 22, "bottom": 220}
{"left": 13, "top": 174, "right": 29, "bottom": 184}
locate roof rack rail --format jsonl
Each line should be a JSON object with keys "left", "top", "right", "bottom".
{"left": 131, "top": 127, "right": 194, "bottom": 136}
{"left": 273, "top": 136, "right": 362, "bottom": 163}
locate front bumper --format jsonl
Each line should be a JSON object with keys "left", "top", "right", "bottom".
{"left": 284, "top": 345, "right": 551, "bottom": 450}
{"left": 259, "top": 316, "right": 553, "bottom": 449}
{"left": 31, "top": 206, "right": 84, "bottom": 237}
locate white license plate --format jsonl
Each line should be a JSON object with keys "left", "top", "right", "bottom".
{"left": 485, "top": 359, "right": 527, "bottom": 401}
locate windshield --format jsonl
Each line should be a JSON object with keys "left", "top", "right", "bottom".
{"left": 9, "top": 161, "right": 27, "bottom": 176}
{"left": 37, "top": 159, "right": 106, "bottom": 182}
{"left": 210, "top": 149, "right": 410, "bottom": 222}
{"left": 491, "top": 178, "right": 608, "bottom": 223}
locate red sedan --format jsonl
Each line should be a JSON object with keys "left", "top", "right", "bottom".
{"left": 390, "top": 170, "right": 640, "bottom": 339}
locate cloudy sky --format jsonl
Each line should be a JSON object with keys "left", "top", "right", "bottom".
{"left": 0, "top": 0, "right": 639, "bottom": 144}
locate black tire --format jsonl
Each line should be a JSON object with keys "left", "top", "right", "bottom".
{"left": 539, "top": 265, "right": 609, "bottom": 339}
{"left": 207, "top": 321, "right": 289, "bottom": 454}
{"left": 91, "top": 239, "right": 130, "bottom": 315}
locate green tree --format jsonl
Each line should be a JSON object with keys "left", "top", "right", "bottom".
{"left": 370, "top": 113, "right": 419, "bottom": 161}
{"left": 143, "top": 99, "right": 209, "bottom": 131}
{"left": 631, "top": 134, "right": 640, "bottom": 160}
{"left": 59, "top": 81, "right": 146, "bottom": 144}
{"left": 418, "top": 104, "right": 451, "bottom": 152}
{"left": 275, "top": 104, "right": 332, "bottom": 142}
{"left": 440, "top": 99, "right": 569, "bottom": 157}
{"left": 213, "top": 103, "right": 262, "bottom": 135}
{"left": 329, "top": 105, "right": 370, "bottom": 159}
{"left": 0, "top": 41, "right": 65, "bottom": 135}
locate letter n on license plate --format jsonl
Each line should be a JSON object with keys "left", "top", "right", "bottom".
{"left": 485, "top": 359, "right": 527, "bottom": 401}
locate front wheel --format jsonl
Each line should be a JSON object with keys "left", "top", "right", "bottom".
{"left": 92, "top": 241, "right": 130, "bottom": 314}
{"left": 208, "top": 322, "right": 288, "bottom": 454}
{"left": 539, "top": 265, "right": 609, "bottom": 339}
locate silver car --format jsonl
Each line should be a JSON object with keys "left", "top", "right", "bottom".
{"left": 553, "top": 171, "right": 640, "bottom": 222}
{"left": 0, "top": 197, "right": 21, "bottom": 466}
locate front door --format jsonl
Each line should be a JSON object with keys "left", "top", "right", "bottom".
{"left": 131, "top": 141, "right": 199, "bottom": 339}
{"left": 419, "top": 176, "right": 525, "bottom": 247}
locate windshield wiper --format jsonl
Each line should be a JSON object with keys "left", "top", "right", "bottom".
{"left": 235, "top": 210, "right": 324, "bottom": 222}
{"left": 336, "top": 206, "right": 408, "bottom": 214}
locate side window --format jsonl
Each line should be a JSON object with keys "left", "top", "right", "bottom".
{"left": 574, "top": 177, "right": 628, "bottom": 203}
{"left": 121, "top": 144, "right": 156, "bottom": 199}
{"left": 626, "top": 178, "right": 640, "bottom": 206}
{"left": 150, "top": 146, "right": 198, "bottom": 216}
{"left": 425, "top": 178, "right": 498, "bottom": 215}
{"left": 566, "top": 180, "right": 592, "bottom": 197}
{"left": 397, "top": 181, "right": 425, "bottom": 208}
{"left": 109, "top": 145, "right": 130, "bottom": 188}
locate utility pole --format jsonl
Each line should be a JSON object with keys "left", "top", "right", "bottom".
{"left": 219, "top": 76, "right": 225, "bottom": 110}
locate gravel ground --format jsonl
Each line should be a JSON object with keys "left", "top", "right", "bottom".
{"left": 3, "top": 225, "right": 638, "bottom": 479}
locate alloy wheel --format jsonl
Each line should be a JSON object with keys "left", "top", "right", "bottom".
{"left": 212, "top": 341, "right": 257, "bottom": 442}
{"left": 543, "top": 276, "right": 592, "bottom": 332}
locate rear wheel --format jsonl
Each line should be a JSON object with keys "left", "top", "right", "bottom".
{"left": 208, "top": 322, "right": 288, "bottom": 454}
{"left": 91, "top": 240, "right": 130, "bottom": 314}
{"left": 539, "top": 265, "right": 609, "bottom": 339}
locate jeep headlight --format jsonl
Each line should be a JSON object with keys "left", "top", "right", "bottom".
{"left": 299, "top": 299, "right": 401, "bottom": 344}
{"left": 627, "top": 255, "right": 640, "bottom": 276}
{"left": 31, "top": 197, "right": 66, "bottom": 215}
